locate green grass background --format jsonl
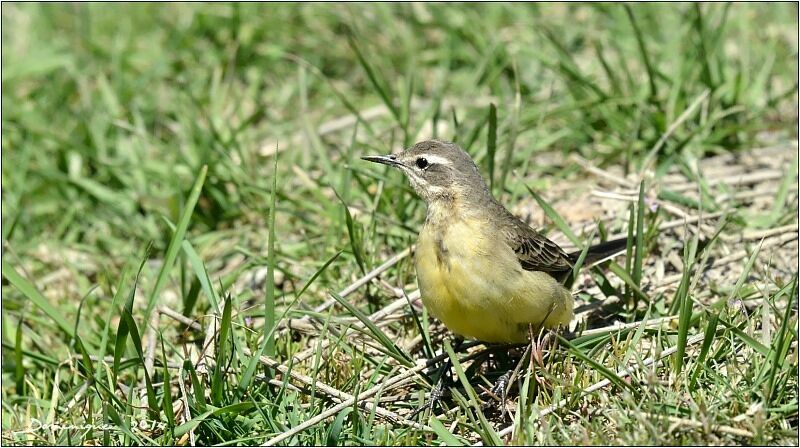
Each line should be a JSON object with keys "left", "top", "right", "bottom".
{"left": 2, "top": 2, "right": 798, "bottom": 445}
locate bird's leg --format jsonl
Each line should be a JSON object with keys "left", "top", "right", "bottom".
{"left": 484, "top": 369, "right": 512, "bottom": 411}
{"left": 483, "top": 326, "right": 548, "bottom": 415}
{"left": 410, "top": 337, "right": 465, "bottom": 418}
{"left": 480, "top": 343, "right": 530, "bottom": 420}
{"left": 451, "top": 336, "right": 466, "bottom": 353}
{"left": 424, "top": 357, "right": 453, "bottom": 413}
{"left": 409, "top": 358, "right": 453, "bottom": 419}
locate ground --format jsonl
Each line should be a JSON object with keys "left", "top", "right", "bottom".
{"left": 2, "top": 3, "right": 798, "bottom": 446}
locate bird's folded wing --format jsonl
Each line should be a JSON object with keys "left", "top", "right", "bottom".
{"left": 506, "top": 221, "right": 574, "bottom": 275}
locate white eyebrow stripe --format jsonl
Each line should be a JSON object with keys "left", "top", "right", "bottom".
{"left": 420, "top": 155, "right": 452, "bottom": 165}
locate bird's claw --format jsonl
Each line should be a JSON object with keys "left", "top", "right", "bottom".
{"left": 480, "top": 369, "right": 513, "bottom": 418}
{"left": 410, "top": 373, "right": 452, "bottom": 418}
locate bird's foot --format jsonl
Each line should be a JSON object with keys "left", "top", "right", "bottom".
{"left": 409, "top": 375, "right": 452, "bottom": 419}
{"left": 409, "top": 349, "right": 458, "bottom": 419}
{"left": 480, "top": 369, "right": 513, "bottom": 419}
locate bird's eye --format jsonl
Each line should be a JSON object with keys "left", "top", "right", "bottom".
{"left": 415, "top": 158, "right": 429, "bottom": 169}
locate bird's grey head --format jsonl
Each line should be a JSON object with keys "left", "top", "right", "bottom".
{"left": 362, "top": 140, "right": 490, "bottom": 203}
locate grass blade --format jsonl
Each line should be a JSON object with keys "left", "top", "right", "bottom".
{"left": 607, "top": 262, "right": 648, "bottom": 302}
{"left": 566, "top": 228, "right": 597, "bottom": 288}
{"left": 336, "top": 188, "right": 366, "bottom": 275}
{"left": 14, "top": 318, "right": 24, "bottom": 395}
{"left": 525, "top": 185, "right": 580, "bottom": 245}
{"left": 747, "top": 158, "right": 797, "bottom": 228}
{"left": 182, "top": 240, "right": 221, "bottom": 315}
{"left": 487, "top": 103, "right": 497, "bottom": 192}
{"left": 119, "top": 308, "right": 159, "bottom": 417}
{"left": 211, "top": 296, "right": 233, "bottom": 406}
{"left": 689, "top": 311, "right": 720, "bottom": 389}
{"left": 173, "top": 403, "right": 255, "bottom": 437}
{"left": 729, "top": 239, "right": 765, "bottom": 305}
{"left": 624, "top": 4, "right": 659, "bottom": 101}
{"left": 766, "top": 276, "right": 797, "bottom": 403}
{"left": 348, "top": 36, "right": 400, "bottom": 124}
{"left": 237, "top": 251, "right": 342, "bottom": 396}
{"left": 113, "top": 252, "right": 149, "bottom": 383}
{"left": 330, "top": 292, "right": 413, "bottom": 367}
{"left": 71, "top": 288, "right": 98, "bottom": 378}
{"left": 444, "top": 341, "right": 503, "bottom": 446}
{"left": 673, "top": 230, "right": 699, "bottom": 375}
{"left": 632, "top": 180, "right": 645, "bottom": 287}
{"left": 621, "top": 304, "right": 654, "bottom": 367}
{"left": 558, "top": 335, "right": 638, "bottom": 395}
{"left": 498, "top": 64, "right": 521, "bottom": 193}
{"left": 184, "top": 359, "right": 207, "bottom": 411}
{"left": 160, "top": 336, "right": 175, "bottom": 432}
{"left": 265, "top": 152, "right": 279, "bottom": 358}
{"left": 2, "top": 265, "right": 73, "bottom": 338}
{"left": 429, "top": 415, "right": 466, "bottom": 446}
{"left": 326, "top": 408, "right": 351, "bottom": 446}
{"left": 718, "top": 318, "right": 770, "bottom": 357}
{"left": 145, "top": 165, "right": 208, "bottom": 323}
{"left": 540, "top": 28, "right": 609, "bottom": 100}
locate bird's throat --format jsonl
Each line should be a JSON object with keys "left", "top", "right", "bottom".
{"left": 424, "top": 198, "right": 462, "bottom": 229}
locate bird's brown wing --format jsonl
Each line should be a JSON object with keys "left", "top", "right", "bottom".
{"left": 504, "top": 215, "right": 574, "bottom": 277}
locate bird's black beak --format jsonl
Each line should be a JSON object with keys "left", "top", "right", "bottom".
{"left": 361, "top": 154, "right": 402, "bottom": 167}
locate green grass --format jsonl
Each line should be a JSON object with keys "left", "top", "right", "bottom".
{"left": 2, "top": 2, "right": 798, "bottom": 446}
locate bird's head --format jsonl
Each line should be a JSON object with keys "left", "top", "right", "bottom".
{"left": 362, "top": 140, "right": 489, "bottom": 203}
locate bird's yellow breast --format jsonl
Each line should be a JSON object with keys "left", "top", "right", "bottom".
{"left": 415, "top": 213, "right": 573, "bottom": 343}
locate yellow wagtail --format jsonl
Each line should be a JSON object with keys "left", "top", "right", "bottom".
{"left": 363, "top": 140, "right": 629, "bottom": 344}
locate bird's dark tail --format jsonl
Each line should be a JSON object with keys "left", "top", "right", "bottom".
{"left": 567, "top": 236, "right": 631, "bottom": 267}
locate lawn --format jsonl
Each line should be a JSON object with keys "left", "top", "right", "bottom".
{"left": 2, "top": 2, "right": 798, "bottom": 446}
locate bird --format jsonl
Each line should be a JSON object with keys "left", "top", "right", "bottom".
{"left": 363, "top": 139, "right": 629, "bottom": 344}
